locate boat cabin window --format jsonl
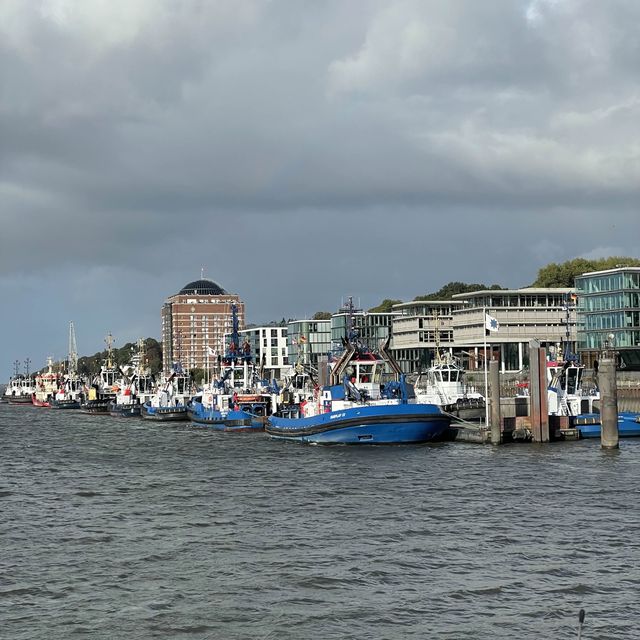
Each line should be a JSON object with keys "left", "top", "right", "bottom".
{"left": 357, "top": 364, "right": 374, "bottom": 383}
{"left": 566, "top": 368, "right": 580, "bottom": 394}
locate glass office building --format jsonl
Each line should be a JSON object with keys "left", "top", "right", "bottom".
{"left": 287, "top": 319, "right": 332, "bottom": 368}
{"left": 575, "top": 267, "right": 640, "bottom": 370}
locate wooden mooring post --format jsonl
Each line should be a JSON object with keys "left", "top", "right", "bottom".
{"left": 489, "top": 359, "right": 501, "bottom": 445}
{"left": 529, "top": 341, "right": 549, "bottom": 443}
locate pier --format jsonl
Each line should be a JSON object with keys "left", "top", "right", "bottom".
{"left": 445, "top": 340, "right": 634, "bottom": 446}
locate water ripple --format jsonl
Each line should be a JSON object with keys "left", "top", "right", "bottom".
{"left": 2, "top": 404, "right": 640, "bottom": 639}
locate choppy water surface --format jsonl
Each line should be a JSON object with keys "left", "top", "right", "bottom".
{"left": 1, "top": 405, "right": 639, "bottom": 639}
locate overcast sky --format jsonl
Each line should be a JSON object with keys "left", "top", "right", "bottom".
{"left": 1, "top": 0, "right": 639, "bottom": 378}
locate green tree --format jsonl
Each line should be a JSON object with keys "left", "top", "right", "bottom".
{"left": 75, "top": 337, "right": 163, "bottom": 376}
{"left": 312, "top": 311, "right": 332, "bottom": 320}
{"left": 414, "top": 281, "right": 504, "bottom": 301}
{"left": 190, "top": 368, "right": 206, "bottom": 386}
{"left": 368, "top": 299, "right": 403, "bottom": 312}
{"left": 532, "top": 257, "right": 640, "bottom": 287}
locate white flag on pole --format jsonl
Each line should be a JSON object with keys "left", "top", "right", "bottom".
{"left": 206, "top": 346, "right": 215, "bottom": 356}
{"left": 485, "top": 313, "right": 500, "bottom": 332}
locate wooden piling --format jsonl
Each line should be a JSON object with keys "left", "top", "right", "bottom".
{"left": 599, "top": 356, "right": 619, "bottom": 449}
{"left": 537, "top": 348, "right": 549, "bottom": 443}
{"left": 529, "top": 343, "right": 541, "bottom": 442}
{"left": 528, "top": 343, "right": 549, "bottom": 443}
{"left": 489, "top": 359, "right": 501, "bottom": 445}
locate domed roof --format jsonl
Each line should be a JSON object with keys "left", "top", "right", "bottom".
{"left": 179, "top": 278, "right": 227, "bottom": 296}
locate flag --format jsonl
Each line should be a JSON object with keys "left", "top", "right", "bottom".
{"left": 485, "top": 313, "right": 500, "bottom": 332}
{"left": 206, "top": 346, "right": 215, "bottom": 356}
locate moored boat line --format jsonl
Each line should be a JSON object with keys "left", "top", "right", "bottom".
{"left": 3, "top": 302, "right": 640, "bottom": 444}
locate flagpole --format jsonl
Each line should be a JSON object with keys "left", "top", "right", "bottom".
{"left": 483, "top": 307, "right": 489, "bottom": 427}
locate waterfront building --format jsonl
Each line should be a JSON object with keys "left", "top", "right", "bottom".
{"left": 575, "top": 266, "right": 640, "bottom": 370}
{"left": 287, "top": 319, "right": 331, "bottom": 368}
{"left": 161, "top": 278, "right": 245, "bottom": 375}
{"left": 390, "top": 300, "right": 464, "bottom": 374}
{"left": 238, "top": 326, "right": 289, "bottom": 381}
{"left": 452, "top": 288, "right": 576, "bottom": 372}
{"left": 331, "top": 304, "right": 398, "bottom": 355}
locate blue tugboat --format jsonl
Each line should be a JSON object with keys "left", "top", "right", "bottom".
{"left": 267, "top": 395, "right": 449, "bottom": 444}
{"left": 574, "top": 412, "right": 640, "bottom": 438}
{"left": 187, "top": 304, "right": 278, "bottom": 431}
{"left": 266, "top": 299, "right": 449, "bottom": 445}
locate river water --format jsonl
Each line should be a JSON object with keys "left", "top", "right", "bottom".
{"left": 1, "top": 404, "right": 639, "bottom": 640}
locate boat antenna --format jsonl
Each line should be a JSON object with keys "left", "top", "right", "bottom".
{"left": 13, "top": 360, "right": 19, "bottom": 377}
{"left": 24, "top": 358, "right": 31, "bottom": 377}
{"left": 577, "top": 609, "right": 586, "bottom": 640}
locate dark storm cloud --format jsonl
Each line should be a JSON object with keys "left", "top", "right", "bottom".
{"left": 1, "top": 0, "right": 639, "bottom": 376}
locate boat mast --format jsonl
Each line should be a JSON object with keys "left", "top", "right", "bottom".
{"left": 433, "top": 308, "right": 443, "bottom": 365}
{"left": 137, "top": 338, "right": 147, "bottom": 375}
{"left": 105, "top": 332, "right": 115, "bottom": 369}
{"left": 68, "top": 321, "right": 78, "bottom": 376}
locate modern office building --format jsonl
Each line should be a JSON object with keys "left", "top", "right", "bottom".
{"left": 330, "top": 305, "right": 398, "bottom": 354}
{"left": 452, "top": 288, "right": 577, "bottom": 372}
{"left": 390, "top": 300, "right": 464, "bottom": 374}
{"left": 161, "top": 278, "right": 245, "bottom": 375}
{"left": 287, "top": 319, "right": 331, "bottom": 369}
{"left": 575, "top": 266, "right": 640, "bottom": 370}
{"left": 238, "top": 326, "right": 289, "bottom": 381}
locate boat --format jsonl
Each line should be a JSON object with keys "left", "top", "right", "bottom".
{"left": 3, "top": 361, "right": 36, "bottom": 404}
{"left": 32, "top": 357, "right": 61, "bottom": 407}
{"left": 574, "top": 412, "right": 640, "bottom": 438}
{"left": 188, "top": 371, "right": 277, "bottom": 431}
{"left": 51, "top": 375, "right": 84, "bottom": 409}
{"left": 188, "top": 304, "right": 278, "bottom": 431}
{"left": 266, "top": 299, "right": 450, "bottom": 445}
{"left": 142, "top": 369, "right": 192, "bottom": 421}
{"left": 413, "top": 351, "right": 485, "bottom": 420}
{"left": 49, "top": 323, "right": 85, "bottom": 409}
{"left": 108, "top": 339, "right": 155, "bottom": 418}
{"left": 547, "top": 353, "right": 600, "bottom": 417}
{"left": 81, "top": 333, "right": 119, "bottom": 414}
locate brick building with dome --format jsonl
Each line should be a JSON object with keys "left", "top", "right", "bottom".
{"left": 161, "top": 277, "right": 245, "bottom": 375}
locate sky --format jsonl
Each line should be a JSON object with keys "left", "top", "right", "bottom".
{"left": 1, "top": 0, "right": 639, "bottom": 379}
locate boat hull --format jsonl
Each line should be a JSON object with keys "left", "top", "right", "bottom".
{"left": 442, "top": 399, "right": 485, "bottom": 422}
{"left": 51, "top": 399, "right": 81, "bottom": 410}
{"left": 575, "top": 412, "right": 640, "bottom": 438}
{"left": 108, "top": 402, "right": 142, "bottom": 418}
{"left": 80, "top": 399, "right": 112, "bottom": 414}
{"left": 6, "top": 395, "right": 34, "bottom": 405}
{"left": 187, "top": 405, "right": 262, "bottom": 431}
{"left": 267, "top": 403, "right": 449, "bottom": 444}
{"left": 142, "top": 404, "right": 188, "bottom": 422}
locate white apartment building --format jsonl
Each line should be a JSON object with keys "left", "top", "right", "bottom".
{"left": 238, "top": 326, "right": 289, "bottom": 381}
